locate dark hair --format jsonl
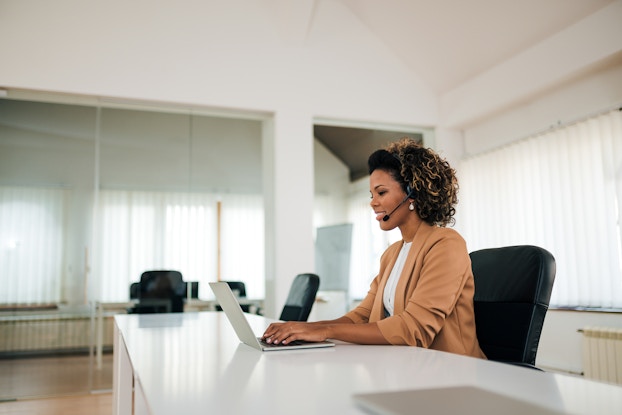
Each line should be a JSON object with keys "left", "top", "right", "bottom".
{"left": 368, "top": 137, "right": 458, "bottom": 227}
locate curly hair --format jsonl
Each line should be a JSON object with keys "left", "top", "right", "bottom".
{"left": 367, "top": 137, "right": 458, "bottom": 227}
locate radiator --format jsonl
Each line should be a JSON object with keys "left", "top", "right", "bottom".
{"left": 581, "top": 326, "right": 622, "bottom": 384}
{"left": 0, "top": 314, "right": 114, "bottom": 355}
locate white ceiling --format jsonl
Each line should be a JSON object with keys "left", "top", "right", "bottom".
{"left": 328, "top": 0, "right": 614, "bottom": 94}
{"left": 303, "top": 0, "right": 616, "bottom": 177}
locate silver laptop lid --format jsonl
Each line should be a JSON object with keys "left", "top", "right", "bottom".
{"left": 209, "top": 282, "right": 335, "bottom": 351}
{"left": 209, "top": 282, "right": 263, "bottom": 350}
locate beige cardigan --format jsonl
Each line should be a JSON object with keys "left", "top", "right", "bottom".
{"left": 344, "top": 222, "right": 486, "bottom": 358}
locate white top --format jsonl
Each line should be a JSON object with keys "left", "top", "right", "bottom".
{"left": 382, "top": 241, "right": 411, "bottom": 316}
{"left": 114, "top": 312, "right": 622, "bottom": 415}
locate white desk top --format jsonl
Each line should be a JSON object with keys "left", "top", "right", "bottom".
{"left": 115, "top": 312, "right": 622, "bottom": 415}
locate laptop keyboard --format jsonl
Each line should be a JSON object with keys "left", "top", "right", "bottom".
{"left": 257, "top": 338, "right": 304, "bottom": 347}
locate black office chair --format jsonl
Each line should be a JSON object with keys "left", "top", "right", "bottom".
{"left": 223, "top": 281, "right": 246, "bottom": 297}
{"left": 217, "top": 281, "right": 250, "bottom": 312}
{"left": 279, "top": 273, "right": 320, "bottom": 322}
{"left": 470, "top": 245, "right": 556, "bottom": 369}
{"left": 130, "top": 280, "right": 198, "bottom": 300}
{"left": 128, "top": 270, "right": 186, "bottom": 314}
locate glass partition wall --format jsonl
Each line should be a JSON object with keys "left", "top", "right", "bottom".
{"left": 0, "top": 97, "right": 264, "bottom": 399}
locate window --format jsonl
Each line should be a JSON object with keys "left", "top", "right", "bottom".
{"left": 95, "top": 190, "right": 264, "bottom": 301}
{"left": 0, "top": 97, "right": 265, "bottom": 305}
{"left": 0, "top": 186, "right": 66, "bottom": 303}
{"left": 459, "top": 110, "right": 622, "bottom": 308}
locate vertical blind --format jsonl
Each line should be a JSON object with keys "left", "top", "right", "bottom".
{"left": 459, "top": 109, "right": 622, "bottom": 308}
{"left": 95, "top": 190, "right": 217, "bottom": 302}
{"left": 219, "top": 194, "right": 265, "bottom": 298}
{"left": 0, "top": 186, "right": 65, "bottom": 304}
{"left": 1, "top": 188, "right": 265, "bottom": 304}
{"left": 96, "top": 190, "right": 265, "bottom": 302}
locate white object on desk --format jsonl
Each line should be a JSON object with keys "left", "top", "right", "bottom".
{"left": 113, "top": 312, "right": 622, "bottom": 415}
{"left": 353, "top": 385, "right": 565, "bottom": 415}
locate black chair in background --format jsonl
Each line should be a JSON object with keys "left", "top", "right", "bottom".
{"left": 223, "top": 281, "right": 246, "bottom": 297}
{"left": 217, "top": 281, "right": 250, "bottom": 312}
{"left": 130, "top": 280, "right": 198, "bottom": 300}
{"left": 279, "top": 273, "right": 320, "bottom": 322}
{"left": 470, "top": 245, "right": 556, "bottom": 369}
{"left": 128, "top": 270, "right": 186, "bottom": 314}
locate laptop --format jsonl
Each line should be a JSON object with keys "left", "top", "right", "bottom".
{"left": 353, "top": 386, "right": 565, "bottom": 415}
{"left": 209, "top": 282, "right": 335, "bottom": 352}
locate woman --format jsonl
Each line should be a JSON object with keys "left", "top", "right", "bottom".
{"left": 262, "top": 137, "right": 485, "bottom": 358}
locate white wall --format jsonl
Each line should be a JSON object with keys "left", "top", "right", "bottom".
{"left": 462, "top": 59, "right": 622, "bottom": 156}
{"left": 0, "top": 0, "right": 436, "bottom": 123}
{"left": 314, "top": 139, "right": 350, "bottom": 227}
{"left": 435, "top": 0, "right": 622, "bottom": 159}
{"left": 0, "top": 0, "right": 436, "bottom": 312}
{"left": 539, "top": 310, "right": 622, "bottom": 374}
{"left": 439, "top": 0, "right": 622, "bottom": 131}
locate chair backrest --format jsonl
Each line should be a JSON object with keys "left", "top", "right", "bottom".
{"left": 137, "top": 270, "right": 185, "bottom": 313}
{"left": 217, "top": 281, "right": 249, "bottom": 312}
{"left": 131, "top": 280, "right": 198, "bottom": 300}
{"left": 279, "top": 273, "right": 320, "bottom": 322}
{"left": 129, "top": 282, "right": 140, "bottom": 299}
{"left": 470, "top": 245, "right": 555, "bottom": 367}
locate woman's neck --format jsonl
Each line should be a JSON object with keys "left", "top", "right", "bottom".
{"left": 400, "top": 218, "right": 423, "bottom": 243}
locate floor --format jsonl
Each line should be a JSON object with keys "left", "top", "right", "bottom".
{"left": 0, "top": 353, "right": 113, "bottom": 414}
{"left": 0, "top": 393, "right": 112, "bottom": 415}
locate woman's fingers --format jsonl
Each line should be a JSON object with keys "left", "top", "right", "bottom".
{"left": 263, "top": 322, "right": 329, "bottom": 344}
{"left": 262, "top": 323, "right": 283, "bottom": 342}
{"left": 262, "top": 322, "right": 300, "bottom": 344}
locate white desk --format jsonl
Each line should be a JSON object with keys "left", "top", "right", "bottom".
{"left": 113, "top": 312, "right": 622, "bottom": 415}
{"left": 95, "top": 298, "right": 262, "bottom": 369}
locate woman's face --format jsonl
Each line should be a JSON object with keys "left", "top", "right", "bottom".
{"left": 369, "top": 169, "right": 410, "bottom": 231}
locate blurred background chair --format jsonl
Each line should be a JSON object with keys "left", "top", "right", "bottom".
{"left": 127, "top": 270, "right": 186, "bottom": 314}
{"left": 279, "top": 273, "right": 320, "bottom": 322}
{"left": 470, "top": 245, "right": 556, "bottom": 369}
{"left": 129, "top": 282, "right": 140, "bottom": 300}
{"left": 216, "top": 281, "right": 250, "bottom": 312}
{"left": 130, "top": 279, "right": 197, "bottom": 300}
{"left": 223, "top": 281, "right": 246, "bottom": 297}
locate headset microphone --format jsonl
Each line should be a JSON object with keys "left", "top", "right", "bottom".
{"left": 382, "top": 195, "right": 410, "bottom": 222}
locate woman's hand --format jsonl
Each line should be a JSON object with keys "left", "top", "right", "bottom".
{"left": 262, "top": 322, "right": 329, "bottom": 345}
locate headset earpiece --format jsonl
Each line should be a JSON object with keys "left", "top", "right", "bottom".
{"left": 406, "top": 185, "right": 415, "bottom": 198}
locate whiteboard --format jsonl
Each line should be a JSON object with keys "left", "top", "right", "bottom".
{"left": 314, "top": 223, "right": 353, "bottom": 291}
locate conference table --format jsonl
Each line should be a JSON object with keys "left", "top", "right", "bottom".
{"left": 112, "top": 311, "right": 622, "bottom": 415}
{"left": 95, "top": 298, "right": 263, "bottom": 369}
